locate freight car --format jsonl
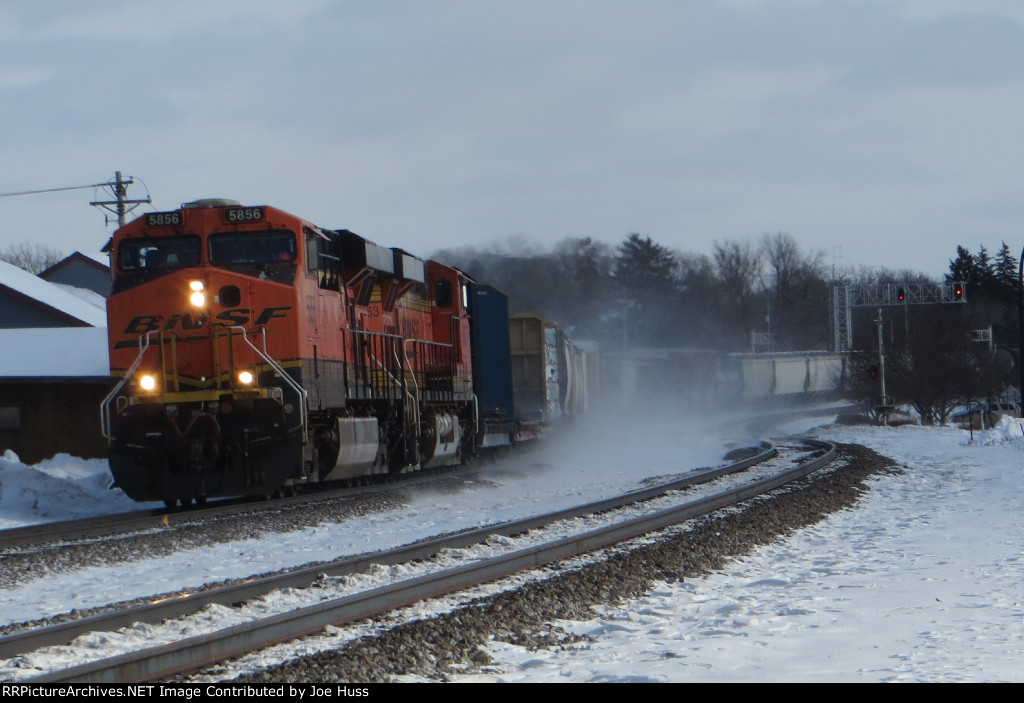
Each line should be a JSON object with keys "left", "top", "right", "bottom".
{"left": 508, "top": 314, "right": 589, "bottom": 437}
{"left": 612, "top": 348, "right": 842, "bottom": 408}
{"left": 723, "top": 351, "right": 845, "bottom": 401}
{"left": 101, "top": 199, "right": 543, "bottom": 506}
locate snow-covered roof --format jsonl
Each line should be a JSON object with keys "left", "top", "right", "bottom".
{"left": 0, "top": 327, "right": 110, "bottom": 378}
{"left": 38, "top": 251, "right": 109, "bottom": 277}
{"left": 52, "top": 282, "right": 107, "bottom": 310}
{"left": 0, "top": 260, "right": 106, "bottom": 327}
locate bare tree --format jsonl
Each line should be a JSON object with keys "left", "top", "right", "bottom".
{"left": 759, "top": 232, "right": 829, "bottom": 350}
{"left": 881, "top": 306, "right": 984, "bottom": 425}
{"left": 712, "top": 239, "right": 762, "bottom": 349}
{"left": 0, "top": 242, "right": 65, "bottom": 274}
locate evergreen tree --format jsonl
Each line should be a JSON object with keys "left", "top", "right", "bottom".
{"left": 613, "top": 233, "right": 681, "bottom": 347}
{"left": 945, "top": 241, "right": 1021, "bottom": 379}
{"left": 613, "top": 234, "right": 678, "bottom": 294}
{"left": 993, "top": 242, "right": 1019, "bottom": 296}
{"left": 976, "top": 245, "right": 993, "bottom": 283}
{"left": 947, "top": 245, "right": 976, "bottom": 285}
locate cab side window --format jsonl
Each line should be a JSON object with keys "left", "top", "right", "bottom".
{"left": 435, "top": 279, "right": 453, "bottom": 308}
{"left": 306, "top": 229, "right": 341, "bottom": 291}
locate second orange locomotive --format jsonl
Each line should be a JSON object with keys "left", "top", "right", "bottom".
{"left": 103, "top": 199, "right": 516, "bottom": 506}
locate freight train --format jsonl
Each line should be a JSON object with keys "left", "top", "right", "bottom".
{"left": 101, "top": 199, "right": 586, "bottom": 506}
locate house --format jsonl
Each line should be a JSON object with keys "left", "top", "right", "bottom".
{"left": 0, "top": 260, "right": 107, "bottom": 328}
{"left": 0, "top": 261, "right": 111, "bottom": 462}
{"left": 38, "top": 251, "right": 111, "bottom": 298}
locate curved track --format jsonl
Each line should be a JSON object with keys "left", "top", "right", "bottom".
{"left": 5, "top": 439, "right": 837, "bottom": 683}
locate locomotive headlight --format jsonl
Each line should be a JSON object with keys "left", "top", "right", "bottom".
{"left": 188, "top": 280, "right": 206, "bottom": 307}
{"left": 237, "top": 370, "right": 255, "bottom": 385}
{"left": 139, "top": 373, "right": 158, "bottom": 391}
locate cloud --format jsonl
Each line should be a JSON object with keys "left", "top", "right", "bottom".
{"left": 13, "top": 0, "right": 330, "bottom": 42}
{"left": 0, "top": 67, "right": 52, "bottom": 89}
{"left": 2, "top": 0, "right": 1024, "bottom": 279}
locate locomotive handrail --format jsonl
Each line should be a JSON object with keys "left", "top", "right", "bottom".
{"left": 100, "top": 330, "right": 158, "bottom": 442}
{"left": 401, "top": 338, "right": 462, "bottom": 455}
{"left": 346, "top": 329, "right": 405, "bottom": 390}
{"left": 230, "top": 326, "right": 309, "bottom": 445}
{"left": 403, "top": 338, "right": 457, "bottom": 394}
{"left": 397, "top": 340, "right": 420, "bottom": 434}
{"left": 401, "top": 339, "right": 438, "bottom": 426}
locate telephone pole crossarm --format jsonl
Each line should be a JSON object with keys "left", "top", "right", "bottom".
{"left": 89, "top": 170, "right": 151, "bottom": 228}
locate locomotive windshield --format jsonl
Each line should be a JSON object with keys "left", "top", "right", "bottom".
{"left": 209, "top": 231, "right": 297, "bottom": 284}
{"left": 113, "top": 235, "right": 201, "bottom": 292}
{"left": 118, "top": 236, "right": 201, "bottom": 271}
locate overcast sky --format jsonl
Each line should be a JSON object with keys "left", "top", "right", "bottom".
{"left": 2, "top": 0, "right": 1024, "bottom": 277}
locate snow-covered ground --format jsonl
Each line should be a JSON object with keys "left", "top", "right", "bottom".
{"left": 444, "top": 419, "right": 1024, "bottom": 683}
{"left": 2, "top": 408, "right": 1022, "bottom": 682}
{"left": 0, "top": 450, "right": 148, "bottom": 528}
{"left": 0, "top": 410, "right": 742, "bottom": 626}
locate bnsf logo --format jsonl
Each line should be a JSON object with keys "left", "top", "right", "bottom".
{"left": 121, "top": 306, "right": 292, "bottom": 335}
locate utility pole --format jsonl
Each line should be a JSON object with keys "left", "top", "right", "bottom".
{"left": 90, "top": 171, "right": 150, "bottom": 227}
{"left": 1018, "top": 246, "right": 1023, "bottom": 405}
{"left": 875, "top": 308, "right": 894, "bottom": 425}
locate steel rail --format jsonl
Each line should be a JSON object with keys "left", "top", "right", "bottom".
{"left": 25, "top": 439, "right": 835, "bottom": 683}
{"left": 0, "top": 442, "right": 775, "bottom": 659}
{"left": 0, "top": 456, "right": 485, "bottom": 553}
{"left": 0, "top": 509, "right": 166, "bottom": 554}
{"left": 0, "top": 491, "right": 312, "bottom": 554}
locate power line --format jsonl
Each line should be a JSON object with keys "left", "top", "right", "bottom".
{"left": 1, "top": 171, "right": 153, "bottom": 232}
{"left": 0, "top": 182, "right": 109, "bottom": 198}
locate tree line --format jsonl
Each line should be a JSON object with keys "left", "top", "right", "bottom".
{"left": 0, "top": 242, "right": 65, "bottom": 274}
{"left": 437, "top": 235, "right": 1024, "bottom": 423}
{"left": 435, "top": 231, "right": 835, "bottom": 353}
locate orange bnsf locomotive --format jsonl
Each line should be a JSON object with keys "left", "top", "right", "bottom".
{"left": 102, "top": 199, "right": 516, "bottom": 506}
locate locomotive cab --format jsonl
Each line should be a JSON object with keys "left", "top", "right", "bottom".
{"left": 104, "top": 200, "right": 313, "bottom": 504}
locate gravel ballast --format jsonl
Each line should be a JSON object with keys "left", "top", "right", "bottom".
{"left": 229, "top": 443, "right": 900, "bottom": 683}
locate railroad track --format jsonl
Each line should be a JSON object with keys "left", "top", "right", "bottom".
{"left": 0, "top": 464, "right": 476, "bottom": 556}
{"left": 1, "top": 438, "right": 837, "bottom": 683}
